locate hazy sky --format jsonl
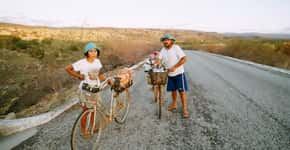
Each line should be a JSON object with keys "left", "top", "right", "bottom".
{"left": 1, "top": 0, "right": 290, "bottom": 33}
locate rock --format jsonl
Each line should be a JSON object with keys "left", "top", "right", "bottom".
{"left": 5, "top": 112, "right": 16, "bottom": 119}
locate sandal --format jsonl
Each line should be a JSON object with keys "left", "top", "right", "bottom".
{"left": 82, "top": 131, "right": 93, "bottom": 139}
{"left": 182, "top": 111, "right": 190, "bottom": 118}
{"left": 167, "top": 105, "right": 177, "bottom": 112}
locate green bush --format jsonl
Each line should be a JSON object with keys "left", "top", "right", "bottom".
{"left": 12, "top": 37, "right": 30, "bottom": 50}
{"left": 41, "top": 38, "right": 53, "bottom": 45}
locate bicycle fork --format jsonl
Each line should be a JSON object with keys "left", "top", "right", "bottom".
{"left": 109, "top": 92, "right": 118, "bottom": 121}
{"left": 86, "top": 107, "right": 96, "bottom": 135}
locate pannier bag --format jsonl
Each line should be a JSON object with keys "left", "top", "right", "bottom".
{"left": 81, "top": 83, "right": 101, "bottom": 93}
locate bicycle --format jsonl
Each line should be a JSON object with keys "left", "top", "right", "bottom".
{"left": 71, "top": 74, "right": 133, "bottom": 150}
{"left": 144, "top": 61, "right": 168, "bottom": 119}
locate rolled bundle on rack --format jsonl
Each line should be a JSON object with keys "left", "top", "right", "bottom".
{"left": 115, "top": 68, "right": 134, "bottom": 88}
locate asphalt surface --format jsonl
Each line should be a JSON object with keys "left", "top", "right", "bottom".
{"left": 14, "top": 51, "right": 290, "bottom": 150}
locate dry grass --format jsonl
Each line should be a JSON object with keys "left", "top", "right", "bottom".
{"left": 3, "top": 22, "right": 289, "bottom": 117}
{"left": 0, "top": 26, "right": 161, "bottom": 117}
{"left": 177, "top": 37, "right": 290, "bottom": 70}
{"left": 218, "top": 38, "right": 290, "bottom": 69}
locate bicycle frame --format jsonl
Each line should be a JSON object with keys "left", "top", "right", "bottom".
{"left": 72, "top": 73, "right": 133, "bottom": 150}
{"left": 79, "top": 77, "right": 128, "bottom": 122}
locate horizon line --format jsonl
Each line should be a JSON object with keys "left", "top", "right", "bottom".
{"left": 1, "top": 21, "right": 290, "bottom": 35}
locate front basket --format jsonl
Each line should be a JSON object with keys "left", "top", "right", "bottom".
{"left": 149, "top": 71, "right": 168, "bottom": 85}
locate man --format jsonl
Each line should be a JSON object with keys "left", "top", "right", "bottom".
{"left": 158, "top": 34, "right": 189, "bottom": 118}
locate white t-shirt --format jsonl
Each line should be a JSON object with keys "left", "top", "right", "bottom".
{"left": 72, "top": 58, "right": 102, "bottom": 88}
{"left": 159, "top": 45, "right": 186, "bottom": 77}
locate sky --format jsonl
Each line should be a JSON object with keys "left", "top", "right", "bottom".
{"left": 1, "top": 0, "right": 290, "bottom": 33}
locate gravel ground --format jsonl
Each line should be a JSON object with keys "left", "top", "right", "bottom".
{"left": 14, "top": 51, "right": 290, "bottom": 150}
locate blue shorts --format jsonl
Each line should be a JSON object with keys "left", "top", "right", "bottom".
{"left": 167, "top": 73, "right": 188, "bottom": 92}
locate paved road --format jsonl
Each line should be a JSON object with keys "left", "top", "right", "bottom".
{"left": 14, "top": 51, "right": 290, "bottom": 150}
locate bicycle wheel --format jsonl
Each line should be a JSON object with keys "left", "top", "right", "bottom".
{"left": 114, "top": 89, "right": 131, "bottom": 124}
{"left": 156, "top": 85, "right": 163, "bottom": 119}
{"left": 71, "top": 109, "right": 103, "bottom": 150}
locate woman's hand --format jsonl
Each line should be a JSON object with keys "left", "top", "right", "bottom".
{"left": 65, "top": 65, "right": 85, "bottom": 80}
{"left": 98, "top": 73, "right": 106, "bottom": 81}
{"left": 107, "top": 79, "right": 113, "bottom": 86}
{"left": 78, "top": 74, "right": 85, "bottom": 80}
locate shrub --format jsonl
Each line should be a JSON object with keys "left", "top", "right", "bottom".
{"left": 219, "top": 38, "right": 290, "bottom": 69}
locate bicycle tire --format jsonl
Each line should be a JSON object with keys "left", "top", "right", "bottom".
{"left": 153, "top": 85, "right": 160, "bottom": 119}
{"left": 157, "top": 85, "right": 163, "bottom": 119}
{"left": 71, "top": 109, "right": 103, "bottom": 150}
{"left": 114, "top": 89, "right": 131, "bottom": 124}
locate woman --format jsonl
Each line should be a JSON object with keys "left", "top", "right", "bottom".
{"left": 65, "top": 42, "right": 107, "bottom": 87}
{"left": 65, "top": 42, "right": 108, "bottom": 138}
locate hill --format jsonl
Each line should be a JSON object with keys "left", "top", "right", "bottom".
{"left": 1, "top": 22, "right": 289, "bottom": 118}
{"left": 224, "top": 32, "right": 290, "bottom": 39}
{"left": 0, "top": 22, "right": 222, "bottom": 117}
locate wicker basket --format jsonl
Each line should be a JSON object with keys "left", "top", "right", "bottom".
{"left": 149, "top": 71, "right": 168, "bottom": 85}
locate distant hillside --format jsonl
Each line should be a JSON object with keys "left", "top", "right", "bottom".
{"left": 0, "top": 22, "right": 224, "bottom": 118}
{"left": 0, "top": 22, "right": 222, "bottom": 42}
{"left": 224, "top": 32, "right": 290, "bottom": 40}
{"left": 1, "top": 22, "right": 289, "bottom": 118}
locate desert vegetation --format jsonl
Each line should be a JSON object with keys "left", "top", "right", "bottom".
{"left": 0, "top": 23, "right": 289, "bottom": 118}
{"left": 176, "top": 37, "right": 290, "bottom": 70}
{"left": 219, "top": 38, "right": 290, "bottom": 69}
{"left": 0, "top": 27, "right": 158, "bottom": 117}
